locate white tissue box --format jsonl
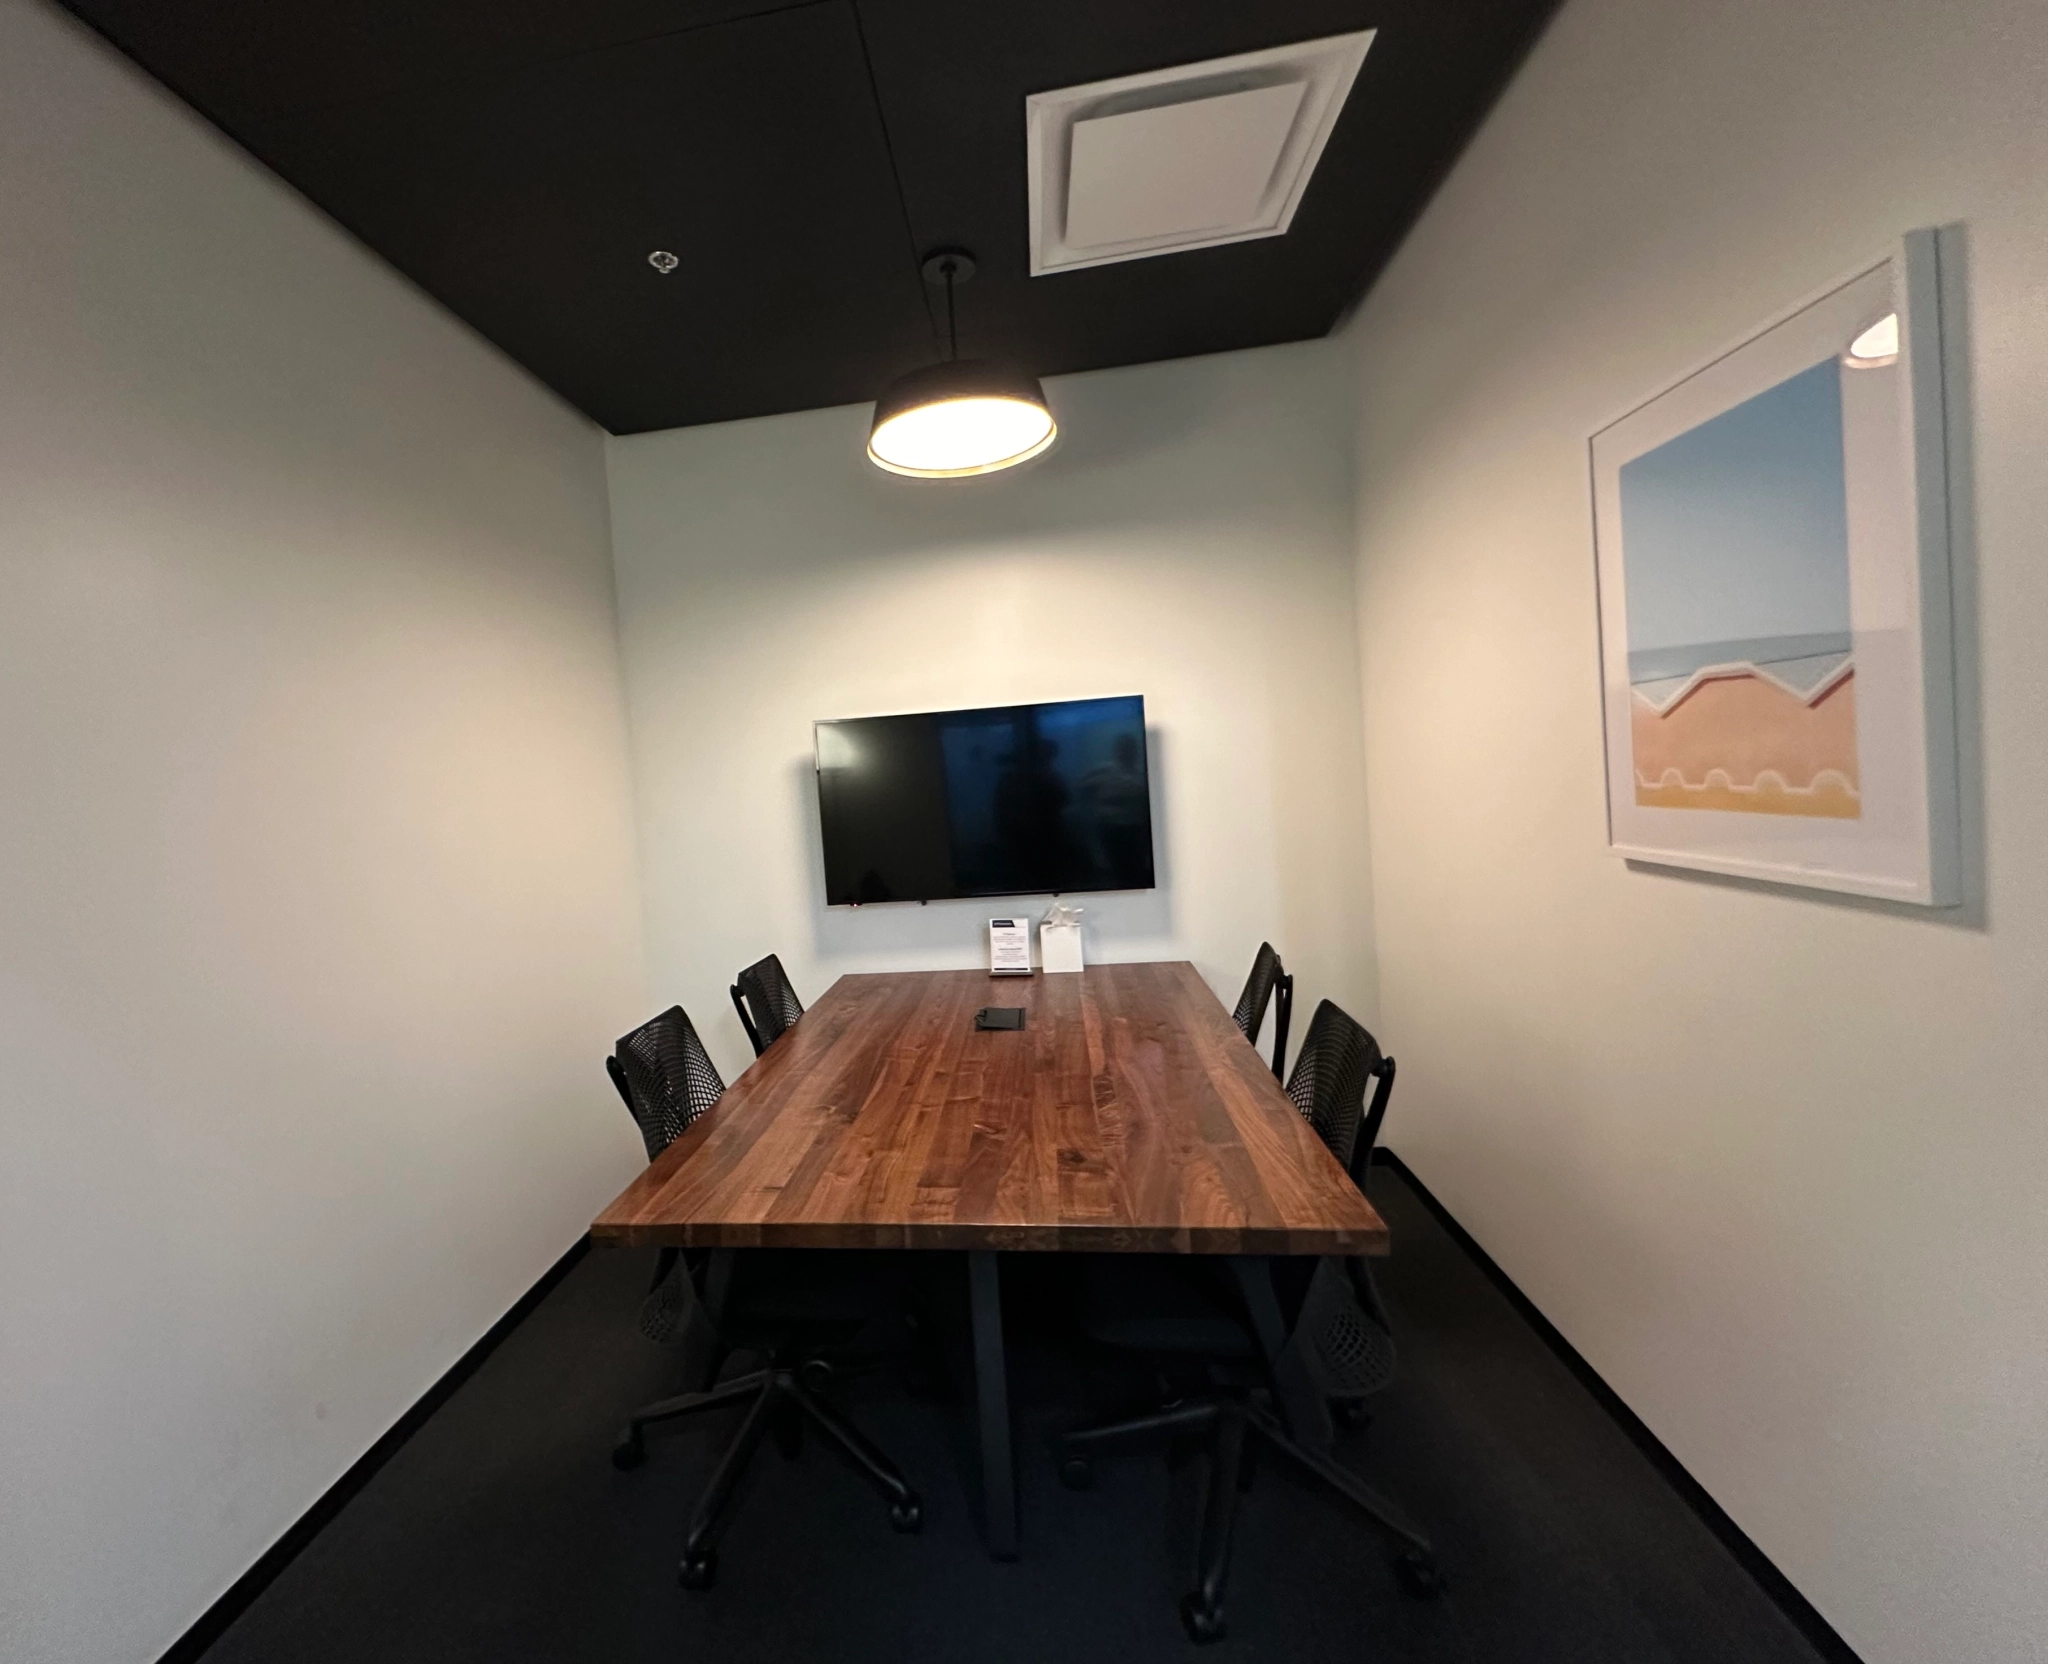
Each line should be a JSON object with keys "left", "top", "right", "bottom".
{"left": 1039, "top": 921, "right": 1084, "bottom": 974}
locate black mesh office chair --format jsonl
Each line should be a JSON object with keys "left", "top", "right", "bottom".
{"left": 605, "top": 1005, "right": 921, "bottom": 1589}
{"left": 608, "top": 1005, "right": 724, "bottom": 1159}
{"left": 1285, "top": 999, "right": 1397, "bottom": 1191}
{"left": 730, "top": 952, "right": 805, "bottom": 1057}
{"left": 1056, "top": 1000, "right": 1435, "bottom": 1643}
{"left": 603, "top": 1007, "right": 722, "bottom": 1346}
{"left": 1231, "top": 942, "right": 1294, "bottom": 1081}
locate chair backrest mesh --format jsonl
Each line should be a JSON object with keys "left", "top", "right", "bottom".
{"left": 1283, "top": 999, "right": 1392, "bottom": 1177}
{"left": 1298, "top": 1257, "right": 1397, "bottom": 1397}
{"left": 735, "top": 953, "right": 805, "bottom": 1049}
{"left": 612, "top": 1005, "right": 725, "bottom": 1161}
{"left": 1232, "top": 941, "right": 1284, "bottom": 1043}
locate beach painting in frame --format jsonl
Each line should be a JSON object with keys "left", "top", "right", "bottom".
{"left": 1591, "top": 231, "right": 1960, "bottom": 904}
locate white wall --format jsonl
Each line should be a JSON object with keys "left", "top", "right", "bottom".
{"left": 606, "top": 341, "right": 1373, "bottom": 1080}
{"left": 0, "top": 5, "right": 648, "bottom": 1660}
{"left": 1342, "top": 2, "right": 2047, "bottom": 1661}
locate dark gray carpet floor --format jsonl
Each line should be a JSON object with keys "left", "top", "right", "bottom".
{"left": 195, "top": 1163, "right": 1829, "bottom": 1663}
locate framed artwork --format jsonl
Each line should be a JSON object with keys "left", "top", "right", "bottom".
{"left": 1590, "top": 230, "right": 1959, "bottom": 904}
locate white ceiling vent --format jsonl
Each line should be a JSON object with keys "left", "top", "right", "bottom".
{"left": 1026, "top": 31, "right": 1374, "bottom": 277}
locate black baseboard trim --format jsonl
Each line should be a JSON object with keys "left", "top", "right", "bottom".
{"left": 1369, "top": 1148, "right": 1862, "bottom": 1664}
{"left": 156, "top": 1233, "right": 592, "bottom": 1664}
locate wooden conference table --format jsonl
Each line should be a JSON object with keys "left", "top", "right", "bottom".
{"left": 591, "top": 960, "right": 1387, "bottom": 1558}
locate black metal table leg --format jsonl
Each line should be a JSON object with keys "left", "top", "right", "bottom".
{"left": 1227, "top": 1255, "right": 1334, "bottom": 1453}
{"left": 968, "top": 1249, "right": 1018, "bottom": 1559}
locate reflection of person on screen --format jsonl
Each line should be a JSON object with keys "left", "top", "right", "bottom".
{"left": 1078, "top": 732, "right": 1150, "bottom": 885}
{"left": 993, "top": 731, "right": 1078, "bottom": 887}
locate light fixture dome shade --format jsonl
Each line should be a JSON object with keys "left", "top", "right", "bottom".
{"left": 867, "top": 358, "right": 1057, "bottom": 477}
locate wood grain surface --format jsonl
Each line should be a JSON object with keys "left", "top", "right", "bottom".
{"left": 591, "top": 962, "right": 1387, "bottom": 1255}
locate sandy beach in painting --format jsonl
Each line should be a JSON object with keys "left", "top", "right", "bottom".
{"left": 1631, "top": 660, "right": 1859, "bottom": 817}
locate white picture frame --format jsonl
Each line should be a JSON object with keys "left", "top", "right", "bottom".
{"left": 1590, "top": 230, "right": 1960, "bottom": 905}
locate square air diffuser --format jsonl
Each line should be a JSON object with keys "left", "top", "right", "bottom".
{"left": 1026, "top": 32, "right": 1374, "bottom": 276}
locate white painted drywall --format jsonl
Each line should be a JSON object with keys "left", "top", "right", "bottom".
{"left": 1341, "top": 1, "right": 2048, "bottom": 1660}
{"left": 0, "top": 5, "right": 648, "bottom": 1660}
{"left": 606, "top": 341, "right": 1374, "bottom": 1082}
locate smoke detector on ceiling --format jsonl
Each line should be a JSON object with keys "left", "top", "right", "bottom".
{"left": 1026, "top": 31, "right": 1375, "bottom": 277}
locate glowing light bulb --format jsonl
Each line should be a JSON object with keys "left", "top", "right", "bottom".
{"left": 1845, "top": 313, "right": 1899, "bottom": 367}
{"left": 867, "top": 361, "right": 1058, "bottom": 478}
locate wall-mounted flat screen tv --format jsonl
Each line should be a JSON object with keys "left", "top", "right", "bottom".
{"left": 815, "top": 695, "right": 1154, "bottom": 905}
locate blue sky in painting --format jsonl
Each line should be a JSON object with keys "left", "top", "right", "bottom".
{"left": 1619, "top": 357, "right": 1852, "bottom": 682}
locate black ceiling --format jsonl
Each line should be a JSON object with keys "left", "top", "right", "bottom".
{"left": 60, "top": 0, "right": 1557, "bottom": 435}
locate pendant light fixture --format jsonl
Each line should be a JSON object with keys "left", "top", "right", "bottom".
{"left": 867, "top": 250, "right": 1057, "bottom": 478}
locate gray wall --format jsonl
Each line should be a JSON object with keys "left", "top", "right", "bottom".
{"left": 1340, "top": 1, "right": 2048, "bottom": 1660}
{"left": 606, "top": 342, "right": 1376, "bottom": 1082}
{"left": 0, "top": 5, "right": 649, "bottom": 1659}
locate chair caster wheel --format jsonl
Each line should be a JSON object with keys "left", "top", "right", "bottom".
{"left": 678, "top": 1550, "right": 717, "bottom": 1590}
{"left": 1396, "top": 1549, "right": 1445, "bottom": 1599}
{"left": 1179, "top": 1594, "right": 1227, "bottom": 1644}
{"left": 1059, "top": 1455, "right": 1094, "bottom": 1491}
{"left": 889, "top": 1496, "right": 923, "bottom": 1533}
{"left": 611, "top": 1432, "right": 644, "bottom": 1471}
{"left": 799, "top": 1358, "right": 834, "bottom": 1394}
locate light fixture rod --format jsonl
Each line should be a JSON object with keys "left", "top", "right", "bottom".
{"left": 919, "top": 248, "right": 977, "bottom": 358}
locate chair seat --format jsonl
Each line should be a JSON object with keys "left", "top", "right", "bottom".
{"left": 1076, "top": 1255, "right": 1259, "bottom": 1358}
